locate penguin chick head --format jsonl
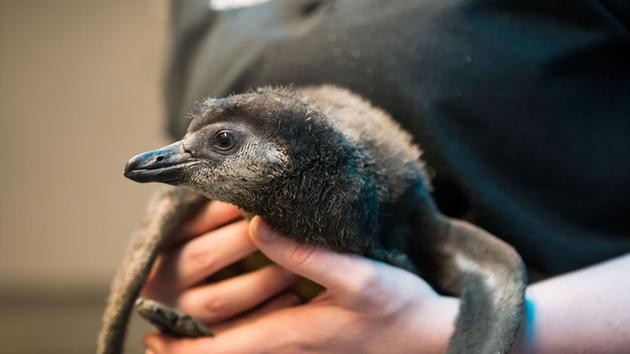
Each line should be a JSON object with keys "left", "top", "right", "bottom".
{"left": 125, "top": 87, "right": 382, "bottom": 251}
{"left": 124, "top": 88, "right": 358, "bottom": 213}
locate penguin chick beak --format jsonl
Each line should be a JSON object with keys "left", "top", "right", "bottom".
{"left": 124, "top": 141, "right": 198, "bottom": 184}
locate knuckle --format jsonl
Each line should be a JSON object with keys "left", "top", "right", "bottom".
{"left": 347, "top": 264, "right": 384, "bottom": 302}
{"left": 282, "top": 293, "right": 301, "bottom": 306}
{"left": 273, "top": 292, "right": 301, "bottom": 308}
{"left": 279, "top": 344, "right": 312, "bottom": 354}
{"left": 288, "top": 244, "right": 317, "bottom": 268}
{"left": 273, "top": 323, "right": 316, "bottom": 354}
{"left": 183, "top": 244, "right": 217, "bottom": 276}
{"left": 200, "top": 297, "right": 231, "bottom": 322}
{"left": 277, "top": 335, "right": 316, "bottom": 354}
{"left": 179, "top": 291, "right": 230, "bottom": 322}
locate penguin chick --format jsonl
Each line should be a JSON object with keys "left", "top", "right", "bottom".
{"left": 126, "top": 86, "right": 428, "bottom": 255}
{"left": 99, "top": 85, "right": 526, "bottom": 354}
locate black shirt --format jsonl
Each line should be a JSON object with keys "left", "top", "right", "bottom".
{"left": 164, "top": 0, "right": 630, "bottom": 279}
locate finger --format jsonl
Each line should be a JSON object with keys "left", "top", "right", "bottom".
{"left": 178, "top": 265, "right": 299, "bottom": 325}
{"left": 167, "top": 201, "right": 243, "bottom": 248}
{"left": 143, "top": 220, "right": 256, "bottom": 299}
{"left": 249, "top": 217, "right": 380, "bottom": 297}
{"left": 145, "top": 309, "right": 305, "bottom": 354}
{"left": 212, "top": 292, "right": 301, "bottom": 333}
{"left": 145, "top": 334, "right": 200, "bottom": 354}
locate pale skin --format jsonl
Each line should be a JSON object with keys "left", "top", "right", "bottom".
{"left": 142, "top": 201, "right": 630, "bottom": 354}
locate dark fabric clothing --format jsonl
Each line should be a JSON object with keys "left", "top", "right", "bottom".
{"left": 164, "top": 0, "right": 630, "bottom": 279}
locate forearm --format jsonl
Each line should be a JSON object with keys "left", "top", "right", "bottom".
{"left": 511, "top": 253, "right": 630, "bottom": 354}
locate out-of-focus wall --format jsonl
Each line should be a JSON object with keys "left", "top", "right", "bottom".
{"left": 0, "top": 1, "right": 172, "bottom": 352}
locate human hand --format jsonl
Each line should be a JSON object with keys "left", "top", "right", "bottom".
{"left": 141, "top": 201, "right": 302, "bottom": 331}
{"left": 144, "top": 215, "right": 459, "bottom": 354}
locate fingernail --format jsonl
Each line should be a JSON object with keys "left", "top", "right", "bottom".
{"left": 286, "top": 293, "right": 301, "bottom": 306}
{"left": 146, "top": 350, "right": 155, "bottom": 354}
{"left": 251, "top": 216, "right": 276, "bottom": 242}
{"left": 253, "top": 217, "right": 276, "bottom": 242}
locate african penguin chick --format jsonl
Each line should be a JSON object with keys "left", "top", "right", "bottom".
{"left": 98, "top": 85, "right": 526, "bottom": 354}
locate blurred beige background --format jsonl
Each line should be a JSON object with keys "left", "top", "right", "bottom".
{"left": 0, "top": 0, "right": 174, "bottom": 352}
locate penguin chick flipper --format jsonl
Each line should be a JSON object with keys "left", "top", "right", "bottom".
{"left": 410, "top": 207, "right": 526, "bottom": 354}
{"left": 97, "top": 187, "right": 208, "bottom": 354}
{"left": 135, "top": 297, "right": 213, "bottom": 337}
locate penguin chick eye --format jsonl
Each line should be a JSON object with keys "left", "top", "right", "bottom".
{"left": 213, "top": 130, "right": 236, "bottom": 151}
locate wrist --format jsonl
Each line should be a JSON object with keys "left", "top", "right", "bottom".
{"left": 510, "top": 295, "right": 536, "bottom": 354}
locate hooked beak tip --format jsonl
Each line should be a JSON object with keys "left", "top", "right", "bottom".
{"left": 123, "top": 141, "right": 195, "bottom": 184}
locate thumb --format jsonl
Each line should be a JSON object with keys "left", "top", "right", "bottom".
{"left": 249, "top": 216, "right": 375, "bottom": 295}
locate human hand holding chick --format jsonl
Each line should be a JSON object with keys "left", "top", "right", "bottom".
{"left": 142, "top": 201, "right": 458, "bottom": 354}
